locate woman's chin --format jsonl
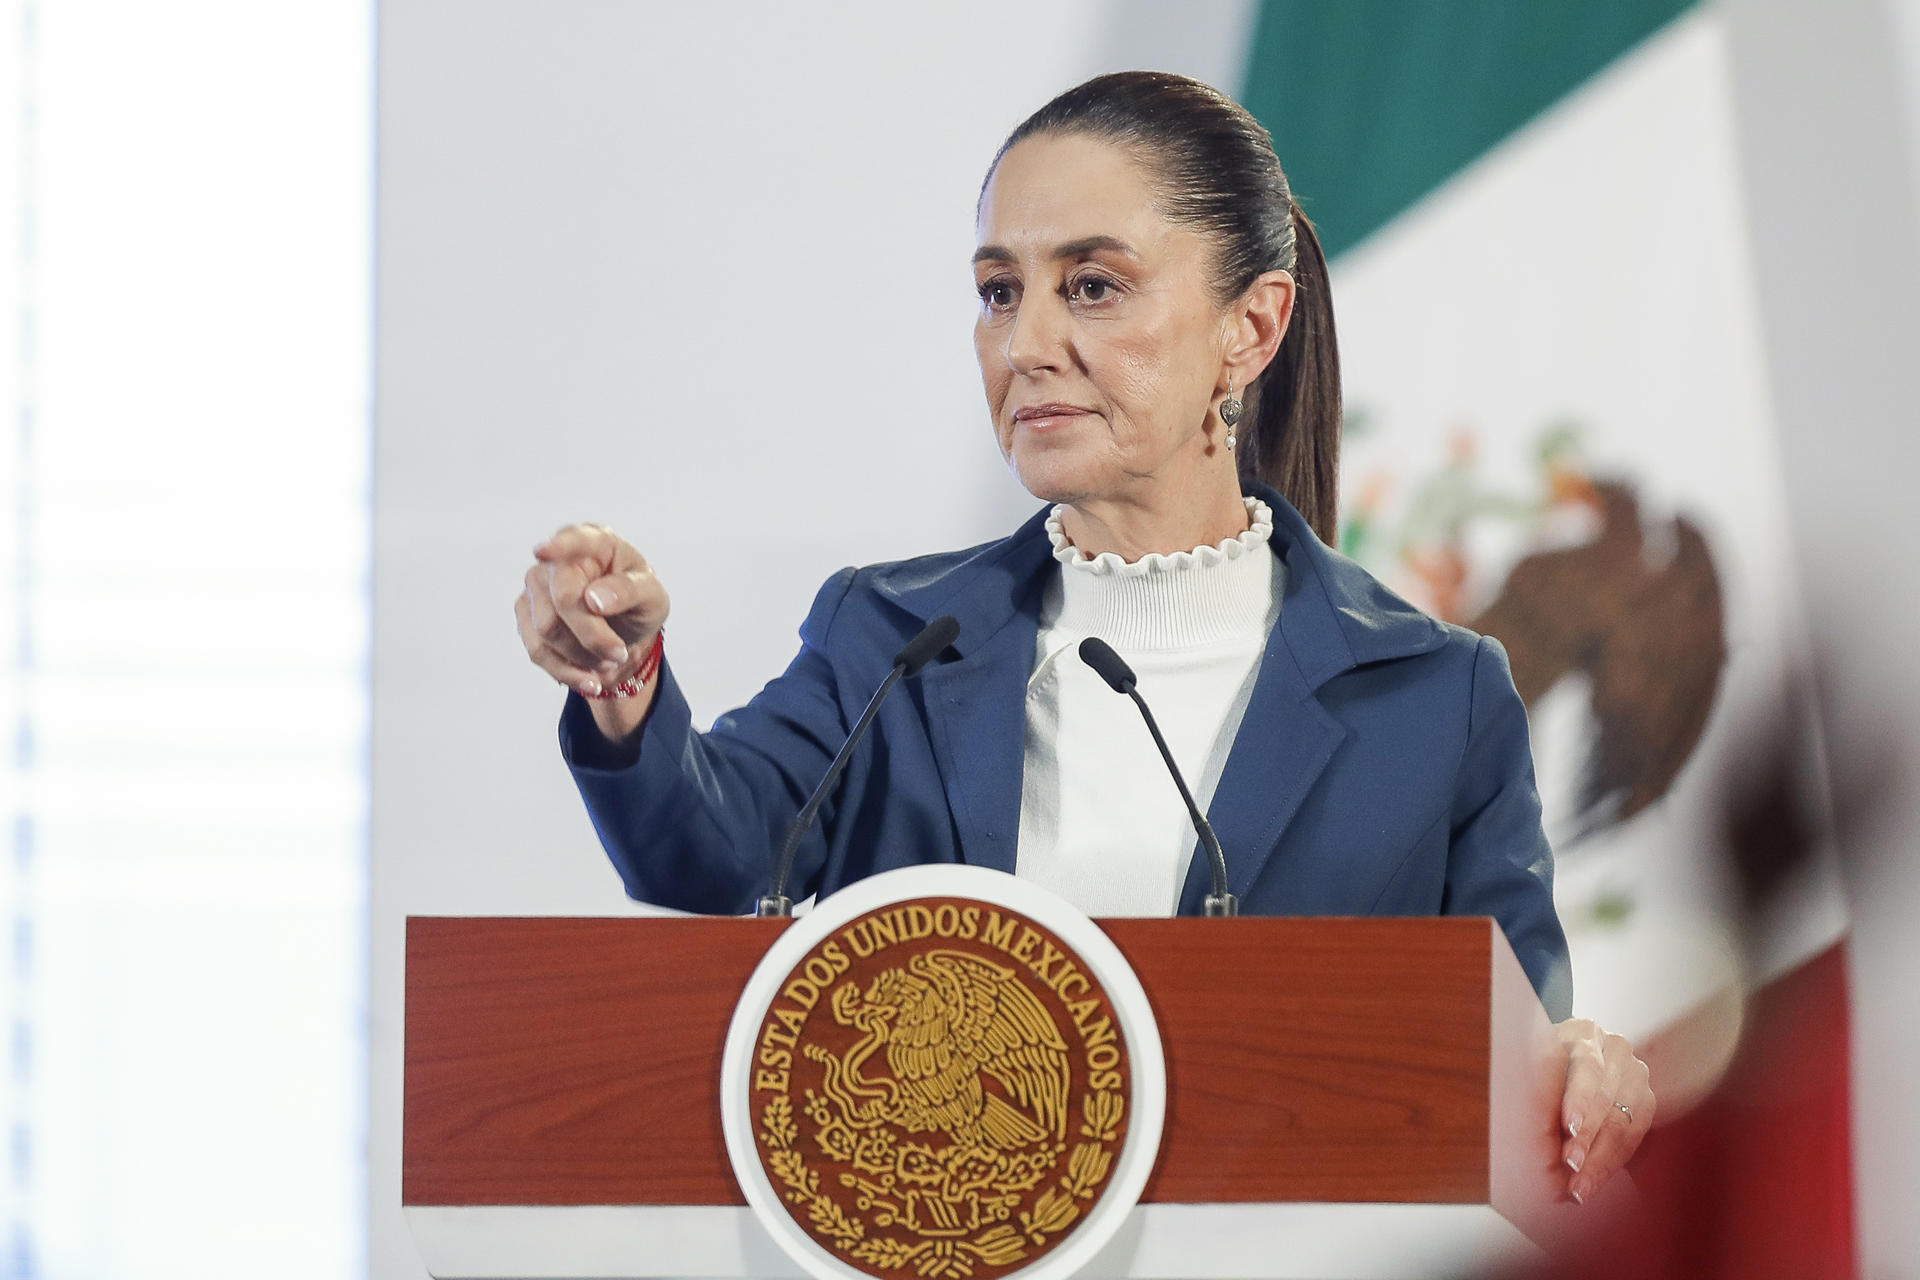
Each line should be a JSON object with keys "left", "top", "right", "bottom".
{"left": 1006, "top": 447, "right": 1108, "bottom": 507}
{"left": 1008, "top": 465, "right": 1094, "bottom": 507}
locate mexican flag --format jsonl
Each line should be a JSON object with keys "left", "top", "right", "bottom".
{"left": 1239, "top": 3, "right": 1854, "bottom": 1275}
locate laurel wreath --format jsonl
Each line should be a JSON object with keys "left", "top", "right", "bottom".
{"left": 759, "top": 1091, "right": 1125, "bottom": 1278}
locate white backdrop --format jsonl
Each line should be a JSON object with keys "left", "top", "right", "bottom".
{"left": 371, "top": 4, "right": 1253, "bottom": 1277}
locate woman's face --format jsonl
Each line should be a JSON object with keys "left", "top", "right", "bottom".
{"left": 973, "top": 133, "right": 1234, "bottom": 508}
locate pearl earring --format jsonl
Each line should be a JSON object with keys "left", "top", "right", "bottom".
{"left": 1219, "top": 379, "right": 1243, "bottom": 451}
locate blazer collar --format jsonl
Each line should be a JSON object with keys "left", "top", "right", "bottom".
{"left": 872, "top": 504, "right": 1056, "bottom": 654}
{"left": 1254, "top": 482, "right": 1449, "bottom": 685}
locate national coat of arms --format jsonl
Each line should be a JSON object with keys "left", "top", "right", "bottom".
{"left": 734, "top": 886, "right": 1144, "bottom": 1280}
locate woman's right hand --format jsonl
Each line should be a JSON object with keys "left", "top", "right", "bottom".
{"left": 517, "top": 523, "right": 672, "bottom": 739}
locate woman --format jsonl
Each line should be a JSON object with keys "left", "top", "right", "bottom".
{"left": 515, "top": 72, "right": 1652, "bottom": 1204}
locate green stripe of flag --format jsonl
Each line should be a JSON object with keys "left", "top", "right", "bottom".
{"left": 1241, "top": 0, "right": 1698, "bottom": 259}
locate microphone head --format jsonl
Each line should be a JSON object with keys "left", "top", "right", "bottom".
{"left": 895, "top": 615, "right": 960, "bottom": 676}
{"left": 1077, "top": 637, "right": 1137, "bottom": 693}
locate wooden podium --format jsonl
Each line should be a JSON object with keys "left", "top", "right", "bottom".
{"left": 404, "top": 915, "right": 1575, "bottom": 1279}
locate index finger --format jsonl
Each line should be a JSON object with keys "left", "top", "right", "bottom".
{"left": 534, "top": 523, "right": 621, "bottom": 568}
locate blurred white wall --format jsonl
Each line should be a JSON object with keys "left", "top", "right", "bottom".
{"left": 2, "top": 3, "right": 369, "bottom": 1276}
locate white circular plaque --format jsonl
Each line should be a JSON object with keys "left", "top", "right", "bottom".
{"left": 721, "top": 865, "right": 1166, "bottom": 1280}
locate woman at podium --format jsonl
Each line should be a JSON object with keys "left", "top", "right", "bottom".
{"left": 514, "top": 72, "right": 1653, "bottom": 1204}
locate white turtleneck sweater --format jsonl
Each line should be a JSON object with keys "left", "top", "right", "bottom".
{"left": 1014, "top": 497, "right": 1284, "bottom": 916}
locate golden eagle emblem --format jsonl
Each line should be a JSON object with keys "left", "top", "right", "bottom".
{"left": 814, "top": 949, "right": 1071, "bottom": 1155}
{"left": 750, "top": 905, "right": 1131, "bottom": 1280}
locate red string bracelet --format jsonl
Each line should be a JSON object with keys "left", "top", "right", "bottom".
{"left": 587, "top": 629, "right": 665, "bottom": 700}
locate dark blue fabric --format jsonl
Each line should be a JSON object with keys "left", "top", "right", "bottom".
{"left": 561, "top": 486, "right": 1572, "bottom": 1019}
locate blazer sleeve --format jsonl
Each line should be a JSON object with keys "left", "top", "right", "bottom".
{"left": 1444, "top": 634, "right": 1574, "bottom": 1021}
{"left": 558, "top": 568, "right": 859, "bottom": 914}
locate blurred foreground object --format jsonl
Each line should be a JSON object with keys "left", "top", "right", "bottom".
{"left": 1507, "top": 689, "right": 1874, "bottom": 1280}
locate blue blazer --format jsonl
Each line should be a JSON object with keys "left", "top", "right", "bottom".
{"left": 562, "top": 486, "right": 1571, "bottom": 1019}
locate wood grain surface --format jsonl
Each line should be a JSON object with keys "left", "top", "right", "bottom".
{"left": 404, "top": 915, "right": 1511, "bottom": 1207}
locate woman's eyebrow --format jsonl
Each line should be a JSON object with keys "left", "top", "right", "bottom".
{"left": 971, "top": 235, "right": 1138, "bottom": 265}
{"left": 1051, "top": 235, "right": 1136, "bottom": 260}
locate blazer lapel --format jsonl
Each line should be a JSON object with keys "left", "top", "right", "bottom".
{"left": 1176, "top": 487, "right": 1444, "bottom": 915}
{"left": 921, "top": 612, "right": 1038, "bottom": 874}
{"left": 885, "top": 509, "right": 1054, "bottom": 876}
{"left": 1177, "top": 619, "right": 1346, "bottom": 913}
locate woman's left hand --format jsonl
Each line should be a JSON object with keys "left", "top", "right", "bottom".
{"left": 1554, "top": 1018, "right": 1654, "bottom": 1204}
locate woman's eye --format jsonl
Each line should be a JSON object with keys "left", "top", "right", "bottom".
{"left": 977, "top": 280, "right": 1016, "bottom": 310}
{"left": 1071, "top": 276, "right": 1116, "bottom": 303}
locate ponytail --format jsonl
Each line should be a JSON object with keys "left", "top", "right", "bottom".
{"left": 1239, "top": 201, "right": 1341, "bottom": 545}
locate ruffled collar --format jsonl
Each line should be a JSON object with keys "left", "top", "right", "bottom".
{"left": 1042, "top": 498, "right": 1278, "bottom": 651}
{"left": 1047, "top": 497, "right": 1274, "bottom": 574}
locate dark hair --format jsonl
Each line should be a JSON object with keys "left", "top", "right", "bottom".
{"left": 985, "top": 71, "right": 1342, "bottom": 544}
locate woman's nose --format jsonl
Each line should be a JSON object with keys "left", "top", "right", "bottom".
{"left": 1004, "top": 294, "right": 1070, "bottom": 375}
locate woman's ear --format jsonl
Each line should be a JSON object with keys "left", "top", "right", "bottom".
{"left": 1222, "top": 269, "right": 1296, "bottom": 391}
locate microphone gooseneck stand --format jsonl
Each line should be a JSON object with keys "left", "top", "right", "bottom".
{"left": 1077, "top": 636, "right": 1239, "bottom": 918}
{"left": 755, "top": 615, "right": 961, "bottom": 918}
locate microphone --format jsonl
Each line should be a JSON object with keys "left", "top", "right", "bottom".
{"left": 1077, "top": 637, "right": 1239, "bottom": 918}
{"left": 755, "top": 614, "right": 960, "bottom": 917}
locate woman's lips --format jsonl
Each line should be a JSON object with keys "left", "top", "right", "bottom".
{"left": 1012, "top": 404, "right": 1095, "bottom": 431}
